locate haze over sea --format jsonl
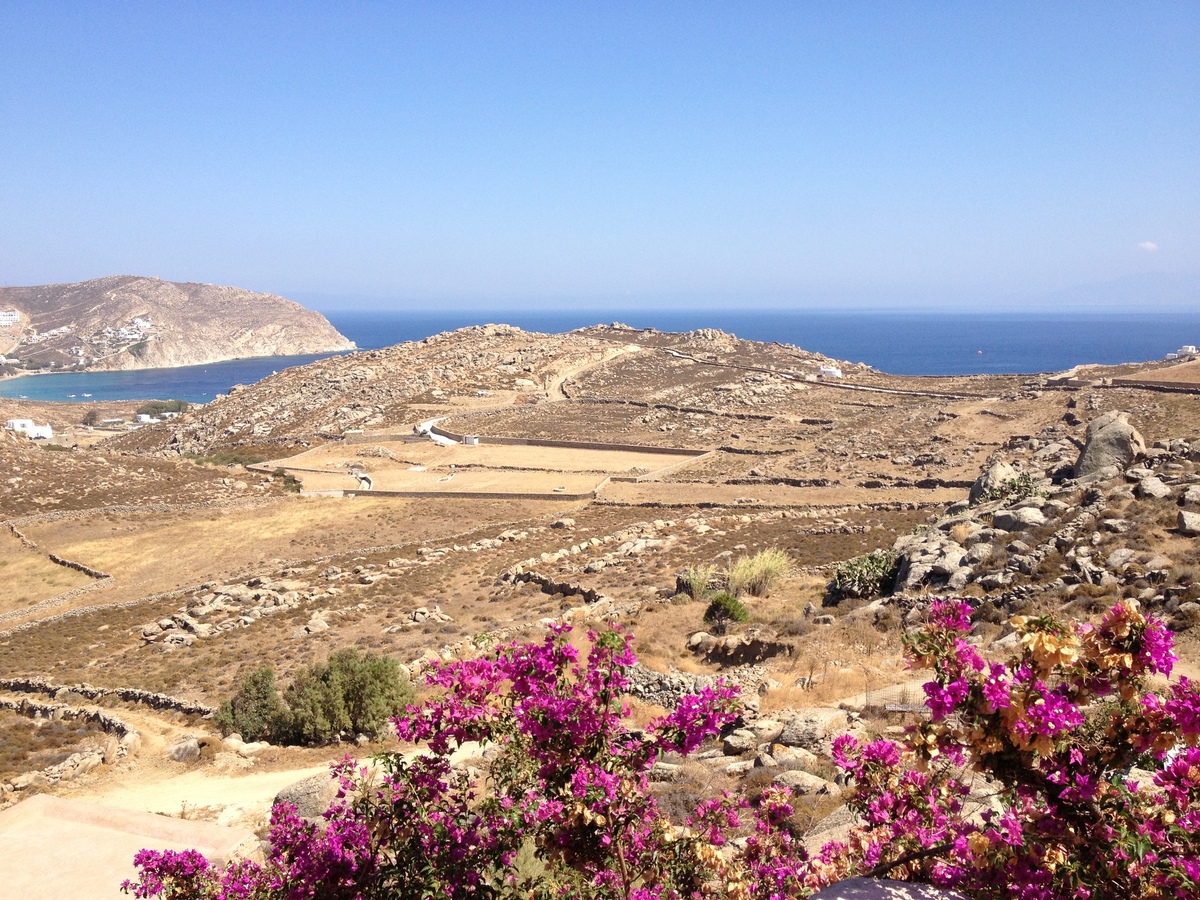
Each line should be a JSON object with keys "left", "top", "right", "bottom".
{"left": 3, "top": 309, "right": 1199, "bottom": 404}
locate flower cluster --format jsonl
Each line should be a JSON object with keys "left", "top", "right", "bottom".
{"left": 125, "top": 604, "right": 1200, "bottom": 900}
{"left": 827, "top": 598, "right": 1200, "bottom": 899}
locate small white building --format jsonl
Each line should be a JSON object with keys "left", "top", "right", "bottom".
{"left": 819, "top": 366, "right": 843, "bottom": 379}
{"left": 6, "top": 419, "right": 53, "bottom": 440}
{"left": 135, "top": 414, "right": 161, "bottom": 423}
{"left": 0, "top": 310, "right": 19, "bottom": 327}
{"left": 463, "top": 435, "right": 480, "bottom": 445}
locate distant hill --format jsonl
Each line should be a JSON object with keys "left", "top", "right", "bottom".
{"left": 0, "top": 275, "right": 355, "bottom": 372}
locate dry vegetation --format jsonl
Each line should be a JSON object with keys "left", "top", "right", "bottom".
{"left": 1, "top": 324, "right": 1198, "bottom": 834}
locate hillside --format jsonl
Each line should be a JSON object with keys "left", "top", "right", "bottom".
{"left": 0, "top": 275, "right": 354, "bottom": 372}
{"left": 2, "top": 323, "right": 1199, "bottom": 895}
{"left": 100, "top": 324, "right": 857, "bottom": 457}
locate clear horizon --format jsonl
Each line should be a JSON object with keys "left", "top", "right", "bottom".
{"left": 2, "top": 4, "right": 1197, "bottom": 311}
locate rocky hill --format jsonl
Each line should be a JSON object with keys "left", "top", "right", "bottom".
{"left": 0, "top": 275, "right": 354, "bottom": 371}
{"left": 101, "top": 324, "right": 853, "bottom": 456}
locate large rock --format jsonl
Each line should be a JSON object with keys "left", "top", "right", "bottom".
{"left": 991, "top": 507, "right": 1046, "bottom": 532}
{"left": 811, "top": 879, "right": 968, "bottom": 900}
{"left": 166, "top": 736, "right": 201, "bottom": 763}
{"left": 1180, "top": 511, "right": 1200, "bottom": 536}
{"left": 1075, "top": 411, "right": 1145, "bottom": 478}
{"left": 778, "top": 709, "right": 849, "bottom": 750}
{"left": 1136, "top": 476, "right": 1173, "bottom": 500}
{"left": 969, "top": 461, "right": 1017, "bottom": 504}
{"left": 274, "top": 772, "right": 341, "bottom": 820}
{"left": 773, "top": 769, "right": 840, "bottom": 796}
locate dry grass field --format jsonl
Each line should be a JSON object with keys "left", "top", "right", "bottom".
{"left": 0, "top": 532, "right": 94, "bottom": 613}
{"left": 265, "top": 440, "right": 706, "bottom": 496}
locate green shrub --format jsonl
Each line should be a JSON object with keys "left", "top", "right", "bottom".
{"left": 135, "top": 399, "right": 189, "bottom": 417}
{"left": 979, "top": 472, "right": 1048, "bottom": 505}
{"left": 703, "top": 591, "right": 749, "bottom": 633}
{"left": 273, "top": 468, "right": 303, "bottom": 493}
{"left": 829, "top": 549, "right": 900, "bottom": 602}
{"left": 214, "top": 667, "right": 286, "bottom": 742}
{"left": 278, "top": 648, "right": 414, "bottom": 745}
{"left": 726, "top": 548, "right": 789, "bottom": 597}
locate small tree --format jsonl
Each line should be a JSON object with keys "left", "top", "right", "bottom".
{"left": 81, "top": 409, "right": 100, "bottom": 427}
{"left": 703, "top": 591, "right": 750, "bottom": 634}
{"left": 214, "top": 667, "right": 285, "bottom": 742}
{"left": 280, "top": 648, "right": 413, "bottom": 744}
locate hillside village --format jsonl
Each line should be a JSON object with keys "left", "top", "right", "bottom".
{"left": 1, "top": 324, "right": 1199, "bottom": 896}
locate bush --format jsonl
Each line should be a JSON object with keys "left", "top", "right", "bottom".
{"left": 979, "top": 471, "right": 1048, "bottom": 504}
{"left": 272, "top": 468, "right": 302, "bottom": 493}
{"left": 828, "top": 549, "right": 899, "bottom": 602}
{"left": 680, "top": 564, "right": 717, "bottom": 600}
{"left": 703, "top": 591, "right": 749, "bottom": 633}
{"left": 278, "top": 648, "right": 413, "bottom": 745}
{"left": 726, "top": 547, "right": 789, "bottom": 597}
{"left": 135, "top": 399, "right": 189, "bottom": 417}
{"left": 125, "top": 611, "right": 1200, "bottom": 900}
{"left": 214, "top": 667, "right": 285, "bottom": 742}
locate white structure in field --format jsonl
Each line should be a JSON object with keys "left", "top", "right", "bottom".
{"left": 819, "top": 366, "right": 843, "bottom": 379}
{"left": 5, "top": 419, "right": 53, "bottom": 440}
{"left": 0, "top": 310, "right": 19, "bottom": 327}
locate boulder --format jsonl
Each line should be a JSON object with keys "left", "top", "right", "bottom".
{"left": 992, "top": 507, "right": 1046, "bottom": 532}
{"left": 1183, "top": 485, "right": 1200, "bottom": 508}
{"left": 1179, "top": 511, "right": 1200, "bottom": 536}
{"left": 1136, "top": 476, "right": 1173, "bottom": 500}
{"left": 1107, "top": 548, "right": 1137, "bottom": 569}
{"left": 773, "top": 769, "right": 840, "bottom": 795}
{"left": 778, "top": 709, "right": 849, "bottom": 750}
{"left": 274, "top": 771, "right": 341, "bottom": 820}
{"left": 969, "top": 461, "right": 1018, "bottom": 504}
{"left": 1074, "top": 411, "right": 1145, "bottom": 478}
{"left": 722, "top": 728, "right": 760, "bottom": 755}
{"left": 167, "top": 735, "right": 201, "bottom": 763}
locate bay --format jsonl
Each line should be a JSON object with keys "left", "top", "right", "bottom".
{"left": 2, "top": 309, "right": 1197, "bottom": 403}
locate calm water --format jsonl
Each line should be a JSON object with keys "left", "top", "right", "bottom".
{"left": 2, "top": 310, "right": 1197, "bottom": 403}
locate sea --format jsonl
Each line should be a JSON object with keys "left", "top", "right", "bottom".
{"left": 2, "top": 309, "right": 1198, "bottom": 404}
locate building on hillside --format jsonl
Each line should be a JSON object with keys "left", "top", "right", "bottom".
{"left": 5, "top": 419, "right": 53, "bottom": 440}
{"left": 0, "top": 310, "right": 19, "bottom": 327}
{"left": 819, "top": 366, "right": 843, "bottom": 379}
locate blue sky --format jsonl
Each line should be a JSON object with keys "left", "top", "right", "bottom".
{"left": 1, "top": 3, "right": 1197, "bottom": 310}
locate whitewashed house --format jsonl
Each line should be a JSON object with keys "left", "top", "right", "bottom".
{"left": 6, "top": 419, "right": 53, "bottom": 440}
{"left": 819, "top": 366, "right": 843, "bottom": 379}
{"left": 0, "top": 310, "right": 20, "bottom": 327}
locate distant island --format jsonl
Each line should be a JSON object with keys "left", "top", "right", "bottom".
{"left": 0, "top": 275, "right": 354, "bottom": 375}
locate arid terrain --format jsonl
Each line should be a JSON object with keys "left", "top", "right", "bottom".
{"left": 0, "top": 275, "right": 354, "bottom": 373}
{"left": 2, "top": 323, "right": 1199, "bottom": 893}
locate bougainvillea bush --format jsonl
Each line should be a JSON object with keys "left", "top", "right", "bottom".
{"left": 125, "top": 604, "right": 1200, "bottom": 900}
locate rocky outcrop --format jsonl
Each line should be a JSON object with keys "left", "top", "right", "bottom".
{"left": 1074, "top": 411, "right": 1145, "bottom": 477}
{"left": 0, "top": 275, "right": 353, "bottom": 371}
{"left": 969, "top": 461, "right": 1018, "bottom": 504}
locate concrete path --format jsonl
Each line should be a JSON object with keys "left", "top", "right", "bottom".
{"left": 0, "top": 794, "right": 255, "bottom": 899}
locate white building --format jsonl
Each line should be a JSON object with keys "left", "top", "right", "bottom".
{"left": 5, "top": 419, "right": 53, "bottom": 440}
{"left": 819, "top": 366, "right": 843, "bottom": 379}
{"left": 0, "top": 310, "right": 19, "bottom": 327}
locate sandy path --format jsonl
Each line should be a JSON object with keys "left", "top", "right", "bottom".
{"left": 75, "top": 763, "right": 335, "bottom": 823}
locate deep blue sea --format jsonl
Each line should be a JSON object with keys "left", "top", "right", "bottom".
{"left": 2, "top": 310, "right": 1198, "bottom": 403}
